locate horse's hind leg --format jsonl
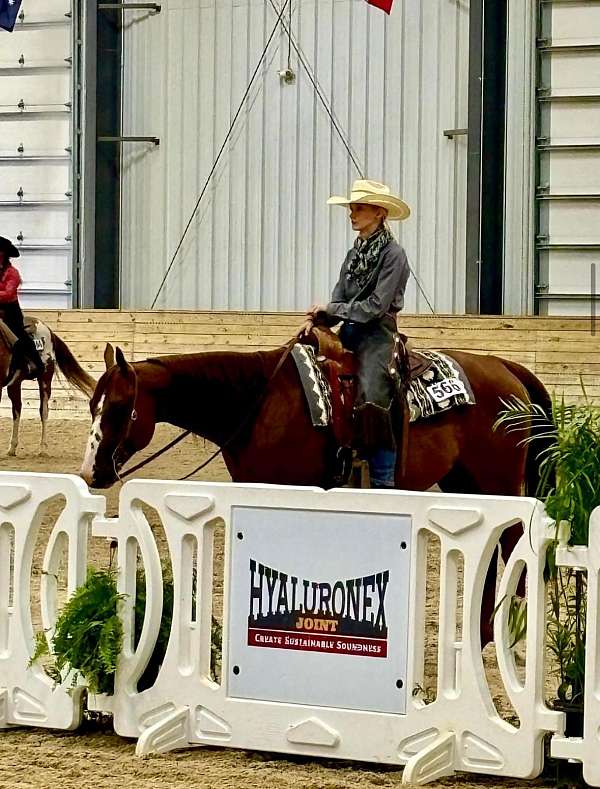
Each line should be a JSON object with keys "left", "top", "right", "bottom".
{"left": 499, "top": 521, "right": 527, "bottom": 598}
{"left": 438, "top": 463, "right": 479, "bottom": 494}
{"left": 38, "top": 365, "right": 53, "bottom": 456}
{"left": 438, "top": 465, "right": 495, "bottom": 645}
{"left": 468, "top": 463, "right": 529, "bottom": 635}
{"left": 7, "top": 380, "right": 22, "bottom": 456}
{"left": 439, "top": 463, "right": 523, "bottom": 648}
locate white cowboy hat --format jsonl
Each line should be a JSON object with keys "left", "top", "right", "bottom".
{"left": 327, "top": 179, "right": 410, "bottom": 221}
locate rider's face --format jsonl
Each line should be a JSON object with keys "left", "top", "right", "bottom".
{"left": 349, "top": 203, "right": 386, "bottom": 238}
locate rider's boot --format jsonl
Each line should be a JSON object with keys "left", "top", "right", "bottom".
{"left": 12, "top": 337, "right": 44, "bottom": 378}
{"left": 368, "top": 448, "right": 397, "bottom": 489}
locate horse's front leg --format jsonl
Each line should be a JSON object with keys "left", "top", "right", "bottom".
{"left": 38, "top": 364, "right": 53, "bottom": 456}
{"left": 7, "top": 380, "right": 22, "bottom": 456}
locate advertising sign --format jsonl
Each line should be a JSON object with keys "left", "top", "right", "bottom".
{"left": 228, "top": 506, "right": 412, "bottom": 714}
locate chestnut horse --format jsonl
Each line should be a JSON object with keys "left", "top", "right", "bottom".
{"left": 80, "top": 342, "right": 552, "bottom": 645}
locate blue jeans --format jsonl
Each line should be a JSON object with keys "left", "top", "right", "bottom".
{"left": 369, "top": 448, "right": 397, "bottom": 488}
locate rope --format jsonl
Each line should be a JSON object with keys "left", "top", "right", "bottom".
{"left": 151, "top": 0, "right": 436, "bottom": 313}
{"left": 268, "top": 0, "right": 364, "bottom": 175}
{"left": 287, "top": 0, "right": 293, "bottom": 71}
{"left": 150, "top": 0, "right": 292, "bottom": 308}
{"left": 118, "top": 429, "right": 191, "bottom": 479}
{"left": 267, "top": 0, "right": 436, "bottom": 315}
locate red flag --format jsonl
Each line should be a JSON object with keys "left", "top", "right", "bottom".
{"left": 366, "top": 0, "right": 393, "bottom": 13}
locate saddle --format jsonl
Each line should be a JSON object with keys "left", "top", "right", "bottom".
{"left": 0, "top": 319, "right": 17, "bottom": 350}
{"left": 299, "top": 326, "right": 433, "bottom": 454}
{"left": 0, "top": 315, "right": 44, "bottom": 380}
{"left": 0, "top": 315, "right": 38, "bottom": 349}
{"left": 300, "top": 329, "right": 356, "bottom": 449}
{"left": 23, "top": 315, "right": 38, "bottom": 336}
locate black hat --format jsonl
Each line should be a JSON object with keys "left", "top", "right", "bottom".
{"left": 0, "top": 237, "right": 20, "bottom": 258}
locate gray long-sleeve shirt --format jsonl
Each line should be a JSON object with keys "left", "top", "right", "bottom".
{"left": 324, "top": 239, "right": 410, "bottom": 324}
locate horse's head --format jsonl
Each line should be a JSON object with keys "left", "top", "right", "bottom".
{"left": 79, "top": 344, "right": 156, "bottom": 488}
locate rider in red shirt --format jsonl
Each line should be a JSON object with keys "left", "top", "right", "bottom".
{"left": 0, "top": 236, "right": 44, "bottom": 376}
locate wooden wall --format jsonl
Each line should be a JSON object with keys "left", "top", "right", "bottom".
{"left": 3, "top": 310, "right": 598, "bottom": 420}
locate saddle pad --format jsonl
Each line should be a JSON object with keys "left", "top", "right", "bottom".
{"left": 25, "top": 316, "right": 53, "bottom": 359}
{"left": 406, "top": 350, "right": 475, "bottom": 422}
{"left": 292, "top": 344, "right": 474, "bottom": 430}
{"left": 291, "top": 344, "right": 332, "bottom": 428}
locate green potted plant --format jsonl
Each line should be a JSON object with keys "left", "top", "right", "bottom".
{"left": 31, "top": 564, "right": 222, "bottom": 703}
{"left": 31, "top": 568, "right": 124, "bottom": 695}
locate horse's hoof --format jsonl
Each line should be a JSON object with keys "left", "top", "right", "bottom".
{"left": 38, "top": 450, "right": 49, "bottom": 458}
{"left": 7, "top": 449, "right": 16, "bottom": 457}
{"left": 512, "top": 641, "right": 527, "bottom": 666}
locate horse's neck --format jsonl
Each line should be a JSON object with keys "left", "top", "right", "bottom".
{"left": 143, "top": 350, "right": 280, "bottom": 445}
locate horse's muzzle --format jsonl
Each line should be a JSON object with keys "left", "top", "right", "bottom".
{"left": 79, "top": 468, "right": 117, "bottom": 489}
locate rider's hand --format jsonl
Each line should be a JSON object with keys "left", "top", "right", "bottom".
{"left": 298, "top": 317, "right": 314, "bottom": 337}
{"left": 307, "top": 304, "right": 327, "bottom": 318}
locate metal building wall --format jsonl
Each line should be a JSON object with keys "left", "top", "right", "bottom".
{"left": 503, "top": 0, "right": 537, "bottom": 315}
{"left": 0, "top": 0, "right": 73, "bottom": 308}
{"left": 119, "top": 0, "right": 469, "bottom": 313}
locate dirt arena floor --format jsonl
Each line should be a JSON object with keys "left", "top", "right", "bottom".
{"left": 0, "top": 418, "right": 555, "bottom": 789}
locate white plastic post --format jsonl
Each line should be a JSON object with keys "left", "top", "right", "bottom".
{"left": 551, "top": 507, "right": 600, "bottom": 785}
{"left": 0, "top": 472, "right": 104, "bottom": 730}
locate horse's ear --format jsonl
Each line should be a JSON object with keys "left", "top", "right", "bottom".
{"left": 104, "top": 343, "right": 115, "bottom": 371}
{"left": 115, "top": 346, "right": 130, "bottom": 373}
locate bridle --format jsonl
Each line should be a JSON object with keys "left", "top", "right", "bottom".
{"left": 109, "top": 367, "right": 140, "bottom": 482}
{"left": 108, "top": 336, "right": 298, "bottom": 483}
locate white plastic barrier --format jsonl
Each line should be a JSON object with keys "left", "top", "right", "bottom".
{"left": 86, "top": 480, "right": 563, "bottom": 784}
{"left": 0, "top": 472, "right": 104, "bottom": 730}
{"left": 0, "top": 472, "right": 570, "bottom": 784}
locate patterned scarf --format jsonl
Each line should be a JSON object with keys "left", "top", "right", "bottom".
{"left": 345, "top": 225, "right": 393, "bottom": 290}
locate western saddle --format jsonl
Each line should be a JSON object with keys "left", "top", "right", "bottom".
{"left": 299, "top": 326, "right": 432, "bottom": 485}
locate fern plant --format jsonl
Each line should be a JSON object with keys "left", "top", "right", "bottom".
{"left": 30, "top": 568, "right": 124, "bottom": 695}
{"left": 31, "top": 564, "right": 223, "bottom": 696}
{"left": 495, "top": 389, "right": 600, "bottom": 705}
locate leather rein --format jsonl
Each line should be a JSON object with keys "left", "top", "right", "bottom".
{"left": 116, "top": 337, "right": 298, "bottom": 482}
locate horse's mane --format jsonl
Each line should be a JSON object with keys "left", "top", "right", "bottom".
{"left": 140, "top": 347, "right": 285, "bottom": 402}
{"left": 146, "top": 347, "right": 281, "bottom": 375}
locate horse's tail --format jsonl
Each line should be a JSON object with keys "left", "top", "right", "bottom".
{"left": 499, "top": 357, "right": 555, "bottom": 497}
{"left": 51, "top": 331, "right": 96, "bottom": 399}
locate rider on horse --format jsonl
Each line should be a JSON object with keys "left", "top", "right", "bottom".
{"left": 301, "top": 180, "right": 411, "bottom": 489}
{"left": 0, "top": 236, "right": 45, "bottom": 377}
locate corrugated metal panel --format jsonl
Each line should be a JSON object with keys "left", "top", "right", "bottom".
{"left": 120, "top": 0, "right": 469, "bottom": 313}
{"left": 0, "top": 0, "right": 73, "bottom": 309}
{"left": 536, "top": 0, "right": 600, "bottom": 317}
